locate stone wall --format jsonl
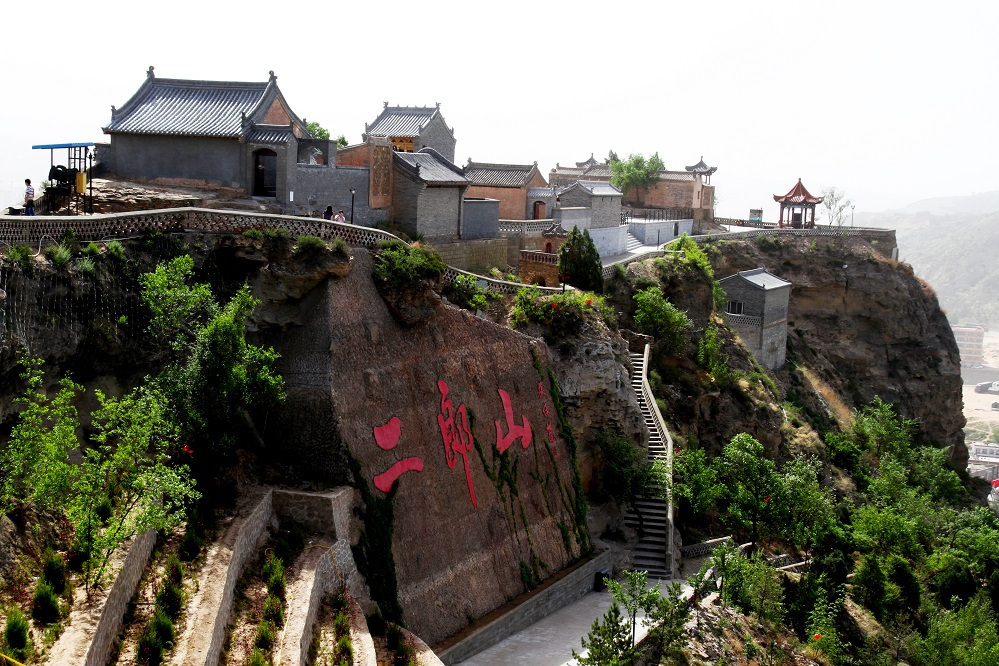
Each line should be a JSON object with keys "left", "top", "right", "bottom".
{"left": 48, "top": 529, "right": 157, "bottom": 666}
{"left": 464, "top": 185, "right": 524, "bottom": 220}
{"left": 519, "top": 250, "right": 560, "bottom": 287}
{"left": 589, "top": 225, "right": 627, "bottom": 258}
{"left": 417, "top": 115, "right": 457, "bottom": 162}
{"left": 435, "top": 549, "right": 612, "bottom": 665}
{"left": 432, "top": 238, "right": 509, "bottom": 273}
{"left": 628, "top": 219, "right": 693, "bottom": 245}
{"left": 417, "top": 187, "right": 463, "bottom": 240}
{"left": 112, "top": 135, "right": 244, "bottom": 188}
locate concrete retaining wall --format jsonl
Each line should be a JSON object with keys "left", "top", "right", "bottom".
{"left": 436, "top": 549, "right": 612, "bottom": 665}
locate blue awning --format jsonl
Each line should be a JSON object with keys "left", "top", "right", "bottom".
{"left": 32, "top": 142, "right": 95, "bottom": 149}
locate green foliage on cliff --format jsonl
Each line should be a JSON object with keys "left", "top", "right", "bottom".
{"left": 373, "top": 239, "right": 446, "bottom": 288}
{"left": 633, "top": 287, "right": 691, "bottom": 355}
{"left": 510, "top": 286, "right": 614, "bottom": 338}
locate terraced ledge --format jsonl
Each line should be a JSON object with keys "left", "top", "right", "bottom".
{"left": 47, "top": 530, "right": 157, "bottom": 666}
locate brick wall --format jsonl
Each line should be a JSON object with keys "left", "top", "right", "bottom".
{"left": 417, "top": 187, "right": 463, "bottom": 240}
{"left": 625, "top": 179, "right": 694, "bottom": 209}
{"left": 519, "top": 252, "right": 560, "bottom": 287}
{"left": 465, "top": 185, "right": 525, "bottom": 219}
{"left": 417, "top": 115, "right": 457, "bottom": 163}
{"left": 462, "top": 198, "right": 500, "bottom": 240}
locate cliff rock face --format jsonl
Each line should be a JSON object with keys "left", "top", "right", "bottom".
{"left": 711, "top": 235, "right": 966, "bottom": 464}
{"left": 268, "top": 250, "right": 589, "bottom": 645}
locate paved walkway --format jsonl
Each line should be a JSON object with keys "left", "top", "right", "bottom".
{"left": 454, "top": 579, "right": 689, "bottom": 666}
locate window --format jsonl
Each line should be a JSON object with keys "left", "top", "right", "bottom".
{"left": 726, "top": 300, "right": 744, "bottom": 315}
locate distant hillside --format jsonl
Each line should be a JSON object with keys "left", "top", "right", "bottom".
{"left": 859, "top": 195, "right": 999, "bottom": 328}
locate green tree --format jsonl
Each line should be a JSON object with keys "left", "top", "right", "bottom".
{"left": 73, "top": 386, "right": 199, "bottom": 589}
{"left": 852, "top": 555, "right": 887, "bottom": 620}
{"left": 909, "top": 592, "right": 999, "bottom": 665}
{"left": 632, "top": 287, "right": 691, "bottom": 356}
{"left": 673, "top": 447, "right": 726, "bottom": 516}
{"left": 716, "top": 434, "right": 778, "bottom": 545}
{"left": 139, "top": 255, "right": 216, "bottom": 358}
{"left": 643, "top": 581, "right": 690, "bottom": 662}
{"left": 593, "top": 432, "right": 655, "bottom": 536}
{"left": 335, "top": 134, "right": 349, "bottom": 148}
{"left": 557, "top": 226, "right": 603, "bottom": 292}
{"left": 572, "top": 601, "right": 633, "bottom": 666}
{"left": 852, "top": 397, "right": 916, "bottom": 461}
{"left": 306, "top": 121, "right": 330, "bottom": 140}
{"left": 610, "top": 153, "right": 665, "bottom": 205}
{"left": 771, "top": 455, "right": 833, "bottom": 550}
{"left": 606, "top": 569, "right": 661, "bottom": 648}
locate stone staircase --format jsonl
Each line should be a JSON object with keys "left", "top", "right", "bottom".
{"left": 624, "top": 349, "right": 673, "bottom": 580}
{"left": 625, "top": 231, "right": 644, "bottom": 253}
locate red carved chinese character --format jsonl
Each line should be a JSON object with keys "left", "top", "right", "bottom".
{"left": 371, "top": 417, "right": 424, "bottom": 493}
{"left": 437, "top": 380, "right": 477, "bottom": 508}
{"left": 542, "top": 403, "right": 551, "bottom": 418}
{"left": 495, "top": 389, "right": 532, "bottom": 453}
{"left": 546, "top": 422, "right": 557, "bottom": 444}
{"left": 537, "top": 382, "right": 546, "bottom": 399}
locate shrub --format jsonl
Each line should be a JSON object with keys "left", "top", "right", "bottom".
{"left": 263, "top": 554, "right": 286, "bottom": 599}
{"left": 633, "top": 287, "right": 691, "bottom": 355}
{"left": 163, "top": 553, "right": 184, "bottom": 586}
{"left": 44, "top": 243, "right": 73, "bottom": 269}
{"left": 3, "top": 607, "right": 31, "bottom": 658}
{"left": 247, "top": 648, "right": 270, "bottom": 666}
{"left": 510, "top": 287, "right": 614, "bottom": 336}
{"left": 156, "top": 581, "right": 184, "bottom": 619}
{"left": 178, "top": 527, "right": 203, "bottom": 561}
{"left": 76, "top": 256, "right": 95, "bottom": 275}
{"left": 32, "top": 579, "right": 61, "bottom": 624}
{"left": 254, "top": 619, "right": 276, "bottom": 650}
{"left": 697, "top": 322, "right": 731, "bottom": 384}
{"left": 333, "top": 609, "right": 350, "bottom": 637}
{"left": 106, "top": 240, "right": 127, "bottom": 262}
{"left": 329, "top": 237, "right": 349, "bottom": 258}
{"left": 263, "top": 227, "right": 292, "bottom": 239}
{"left": 262, "top": 594, "right": 284, "bottom": 626}
{"left": 5, "top": 244, "right": 34, "bottom": 273}
{"left": 42, "top": 547, "right": 67, "bottom": 593}
{"left": 294, "top": 234, "right": 327, "bottom": 257}
{"left": 444, "top": 273, "right": 498, "bottom": 312}
{"left": 336, "top": 635, "right": 354, "bottom": 662}
{"left": 373, "top": 240, "right": 446, "bottom": 288}
{"left": 149, "top": 607, "right": 175, "bottom": 643}
{"left": 82, "top": 241, "right": 100, "bottom": 256}
{"left": 242, "top": 229, "right": 264, "bottom": 240}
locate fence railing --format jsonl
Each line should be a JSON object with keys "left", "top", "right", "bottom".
{"left": 621, "top": 207, "right": 693, "bottom": 223}
{"left": 0, "top": 208, "right": 563, "bottom": 294}
{"left": 519, "top": 250, "right": 558, "bottom": 265}
{"left": 497, "top": 219, "right": 553, "bottom": 234}
{"left": 640, "top": 343, "right": 675, "bottom": 576}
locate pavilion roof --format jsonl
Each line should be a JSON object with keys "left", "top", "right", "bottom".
{"left": 685, "top": 156, "right": 717, "bottom": 176}
{"left": 774, "top": 178, "right": 823, "bottom": 204}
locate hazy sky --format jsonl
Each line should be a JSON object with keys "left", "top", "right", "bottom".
{"left": 3, "top": 0, "right": 996, "bottom": 221}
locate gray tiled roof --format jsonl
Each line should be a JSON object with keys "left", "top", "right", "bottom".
{"left": 576, "top": 180, "right": 622, "bottom": 196}
{"left": 395, "top": 148, "right": 468, "bottom": 186}
{"left": 659, "top": 171, "right": 696, "bottom": 182}
{"left": 527, "top": 186, "right": 569, "bottom": 198}
{"left": 721, "top": 268, "right": 791, "bottom": 290}
{"left": 106, "top": 77, "right": 269, "bottom": 137}
{"left": 367, "top": 105, "right": 439, "bottom": 138}
{"left": 247, "top": 126, "right": 293, "bottom": 143}
{"left": 582, "top": 164, "right": 612, "bottom": 178}
{"left": 464, "top": 161, "right": 537, "bottom": 187}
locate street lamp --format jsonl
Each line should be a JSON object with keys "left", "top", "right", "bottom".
{"left": 349, "top": 187, "right": 356, "bottom": 224}
{"left": 851, "top": 204, "right": 855, "bottom": 228}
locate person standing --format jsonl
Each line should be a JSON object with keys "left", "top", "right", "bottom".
{"left": 23, "top": 179, "right": 35, "bottom": 216}
{"left": 334, "top": 210, "right": 346, "bottom": 223}
{"left": 323, "top": 205, "right": 334, "bottom": 220}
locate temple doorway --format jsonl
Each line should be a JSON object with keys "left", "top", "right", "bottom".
{"left": 253, "top": 149, "right": 277, "bottom": 197}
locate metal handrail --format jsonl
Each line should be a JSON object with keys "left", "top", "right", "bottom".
{"left": 640, "top": 343, "right": 675, "bottom": 576}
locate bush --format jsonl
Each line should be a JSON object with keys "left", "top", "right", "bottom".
{"left": 3, "top": 607, "right": 31, "bottom": 658}
{"left": 337, "top": 635, "right": 354, "bottom": 662}
{"left": 178, "top": 527, "right": 203, "bottom": 561}
{"left": 106, "top": 240, "right": 127, "bottom": 262}
{"left": 633, "top": 287, "right": 691, "bottom": 355}
{"left": 42, "top": 547, "right": 67, "bottom": 594}
{"left": 294, "top": 234, "right": 327, "bottom": 257}
{"left": 137, "top": 608, "right": 174, "bottom": 665}
{"left": 82, "top": 241, "right": 100, "bottom": 256}
{"left": 156, "top": 581, "right": 184, "bottom": 619}
{"left": 247, "top": 648, "right": 270, "bottom": 666}
{"left": 333, "top": 609, "right": 350, "bottom": 637}
{"left": 373, "top": 240, "right": 446, "bottom": 289}
{"left": 242, "top": 229, "right": 264, "bottom": 240}
{"left": 163, "top": 553, "right": 184, "bottom": 586}
{"left": 44, "top": 243, "right": 73, "bottom": 269}
{"left": 444, "top": 273, "right": 497, "bottom": 312}
{"left": 254, "top": 619, "right": 277, "bottom": 650}
{"left": 329, "top": 237, "right": 349, "bottom": 258}
{"left": 263, "top": 227, "right": 292, "bottom": 239}
{"left": 510, "top": 286, "right": 614, "bottom": 337}
{"left": 263, "top": 594, "right": 284, "bottom": 626}
{"left": 76, "top": 256, "right": 95, "bottom": 275}
{"left": 32, "top": 579, "right": 61, "bottom": 624}
{"left": 263, "top": 554, "right": 286, "bottom": 599}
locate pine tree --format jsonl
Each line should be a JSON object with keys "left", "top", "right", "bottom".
{"left": 558, "top": 227, "right": 603, "bottom": 292}
{"left": 572, "top": 600, "right": 633, "bottom": 666}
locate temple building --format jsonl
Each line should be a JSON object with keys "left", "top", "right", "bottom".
{"left": 463, "top": 161, "right": 549, "bottom": 219}
{"left": 362, "top": 103, "right": 456, "bottom": 162}
{"left": 718, "top": 268, "right": 792, "bottom": 370}
{"left": 774, "top": 178, "right": 823, "bottom": 228}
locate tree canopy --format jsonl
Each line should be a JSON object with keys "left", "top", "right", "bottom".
{"left": 610, "top": 153, "right": 665, "bottom": 204}
{"left": 558, "top": 226, "right": 604, "bottom": 292}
